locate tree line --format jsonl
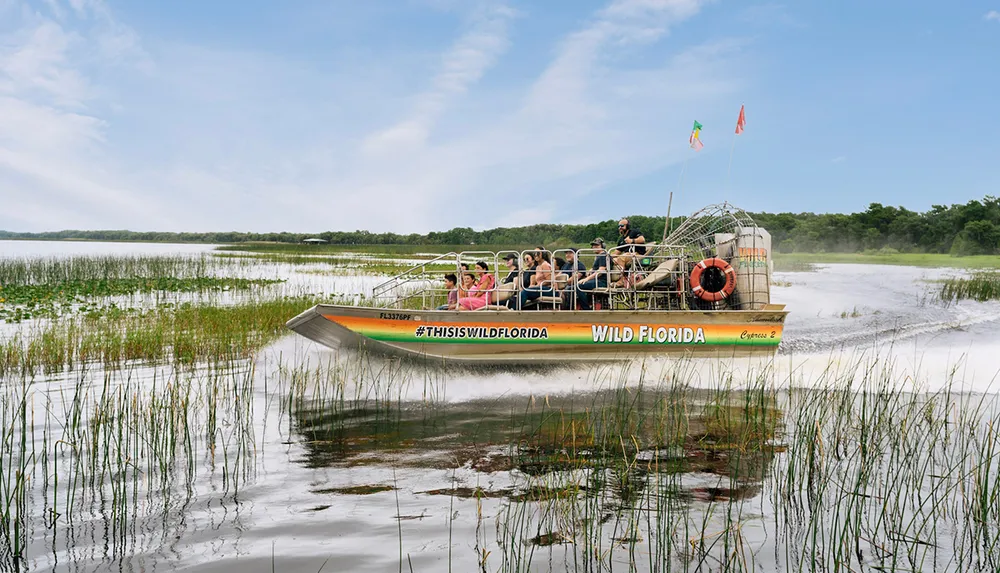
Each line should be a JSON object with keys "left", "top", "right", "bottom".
{"left": 2, "top": 196, "right": 998, "bottom": 255}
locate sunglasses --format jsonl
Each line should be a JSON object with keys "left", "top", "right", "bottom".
{"left": 618, "top": 224, "right": 626, "bottom": 228}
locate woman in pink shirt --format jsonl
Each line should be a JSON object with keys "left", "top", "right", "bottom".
{"left": 457, "top": 261, "right": 495, "bottom": 311}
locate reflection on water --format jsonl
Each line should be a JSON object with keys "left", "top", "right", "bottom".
{"left": 291, "top": 384, "right": 782, "bottom": 496}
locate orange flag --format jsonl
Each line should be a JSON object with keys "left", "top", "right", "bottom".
{"left": 735, "top": 105, "right": 746, "bottom": 135}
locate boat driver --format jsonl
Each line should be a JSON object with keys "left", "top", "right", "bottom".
{"left": 611, "top": 218, "right": 646, "bottom": 269}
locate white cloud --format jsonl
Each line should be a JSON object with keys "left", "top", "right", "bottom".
{"left": 831, "top": 156, "right": 847, "bottom": 164}
{"left": 0, "top": 19, "right": 92, "bottom": 108}
{"left": 0, "top": 0, "right": 166, "bottom": 230}
{"left": 1, "top": 0, "right": 744, "bottom": 233}
{"left": 363, "top": 4, "right": 517, "bottom": 154}
{"left": 985, "top": 10, "right": 1000, "bottom": 21}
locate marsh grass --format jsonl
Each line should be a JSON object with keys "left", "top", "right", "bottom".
{"left": 0, "top": 254, "right": 248, "bottom": 284}
{"left": 0, "top": 254, "right": 283, "bottom": 322}
{"left": 489, "top": 361, "right": 1000, "bottom": 572}
{"left": 279, "top": 356, "right": 1000, "bottom": 572}
{"left": 939, "top": 271, "right": 1000, "bottom": 302}
{"left": 0, "top": 361, "right": 260, "bottom": 571}
{"left": 0, "top": 276, "right": 283, "bottom": 322}
{"left": 0, "top": 296, "right": 320, "bottom": 377}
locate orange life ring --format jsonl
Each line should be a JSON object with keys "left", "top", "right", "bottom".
{"left": 689, "top": 257, "right": 737, "bottom": 302}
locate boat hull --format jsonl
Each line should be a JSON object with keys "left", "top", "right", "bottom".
{"left": 286, "top": 305, "right": 788, "bottom": 364}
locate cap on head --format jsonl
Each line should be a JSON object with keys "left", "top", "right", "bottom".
{"left": 503, "top": 253, "right": 518, "bottom": 262}
{"left": 590, "top": 237, "right": 605, "bottom": 247}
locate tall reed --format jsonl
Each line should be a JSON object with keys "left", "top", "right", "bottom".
{"left": 939, "top": 271, "right": 1000, "bottom": 302}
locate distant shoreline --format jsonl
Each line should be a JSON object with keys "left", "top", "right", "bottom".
{"left": 3, "top": 196, "right": 1000, "bottom": 259}
{"left": 0, "top": 237, "right": 223, "bottom": 245}
{"left": 3, "top": 237, "right": 999, "bottom": 269}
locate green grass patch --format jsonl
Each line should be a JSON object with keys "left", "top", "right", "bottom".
{"left": 771, "top": 258, "right": 817, "bottom": 272}
{"left": 776, "top": 252, "right": 1000, "bottom": 269}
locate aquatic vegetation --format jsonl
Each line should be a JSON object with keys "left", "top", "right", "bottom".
{"left": 481, "top": 364, "right": 1000, "bottom": 572}
{"left": 0, "top": 276, "right": 282, "bottom": 322}
{"left": 1, "top": 337, "right": 999, "bottom": 572}
{"left": 838, "top": 306, "right": 863, "bottom": 318}
{"left": 0, "top": 361, "right": 259, "bottom": 571}
{"left": 282, "top": 357, "right": 1000, "bottom": 572}
{"left": 0, "top": 254, "right": 283, "bottom": 322}
{"left": 939, "top": 271, "right": 1000, "bottom": 302}
{"left": 0, "top": 296, "right": 320, "bottom": 376}
{"left": 0, "top": 254, "right": 247, "bottom": 284}
{"left": 313, "top": 484, "right": 396, "bottom": 495}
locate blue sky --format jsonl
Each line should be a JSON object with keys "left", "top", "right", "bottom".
{"left": 1, "top": 0, "right": 998, "bottom": 233}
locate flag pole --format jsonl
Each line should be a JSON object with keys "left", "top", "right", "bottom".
{"left": 663, "top": 191, "right": 674, "bottom": 243}
{"left": 666, "top": 120, "right": 701, "bottom": 242}
{"left": 727, "top": 103, "right": 746, "bottom": 203}
{"left": 665, "top": 155, "right": 690, "bottom": 242}
{"left": 725, "top": 132, "right": 737, "bottom": 202}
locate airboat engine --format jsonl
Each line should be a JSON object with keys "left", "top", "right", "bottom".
{"left": 663, "top": 203, "right": 773, "bottom": 311}
{"left": 716, "top": 227, "right": 772, "bottom": 310}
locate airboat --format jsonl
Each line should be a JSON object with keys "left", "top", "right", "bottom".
{"left": 286, "top": 204, "right": 787, "bottom": 364}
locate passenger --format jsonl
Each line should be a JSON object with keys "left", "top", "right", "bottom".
{"left": 458, "top": 261, "right": 495, "bottom": 311}
{"left": 562, "top": 238, "right": 610, "bottom": 310}
{"left": 611, "top": 218, "right": 646, "bottom": 270}
{"left": 491, "top": 254, "right": 520, "bottom": 304}
{"left": 531, "top": 247, "right": 550, "bottom": 286}
{"left": 458, "top": 272, "right": 476, "bottom": 298}
{"left": 508, "top": 250, "right": 553, "bottom": 310}
{"left": 501, "top": 254, "right": 519, "bottom": 284}
{"left": 436, "top": 273, "right": 459, "bottom": 310}
{"left": 554, "top": 256, "right": 566, "bottom": 272}
{"left": 521, "top": 253, "right": 536, "bottom": 289}
{"left": 561, "top": 248, "right": 586, "bottom": 284}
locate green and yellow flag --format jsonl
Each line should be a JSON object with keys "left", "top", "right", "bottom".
{"left": 689, "top": 120, "right": 704, "bottom": 151}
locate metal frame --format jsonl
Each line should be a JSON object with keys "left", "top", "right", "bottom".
{"left": 371, "top": 244, "right": 695, "bottom": 312}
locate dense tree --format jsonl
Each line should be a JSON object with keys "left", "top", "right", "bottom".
{"left": 2, "top": 196, "right": 998, "bottom": 255}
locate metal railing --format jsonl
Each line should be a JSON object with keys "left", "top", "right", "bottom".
{"left": 369, "top": 244, "right": 697, "bottom": 311}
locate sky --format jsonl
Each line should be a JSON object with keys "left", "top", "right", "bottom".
{"left": 1, "top": 0, "right": 998, "bottom": 234}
